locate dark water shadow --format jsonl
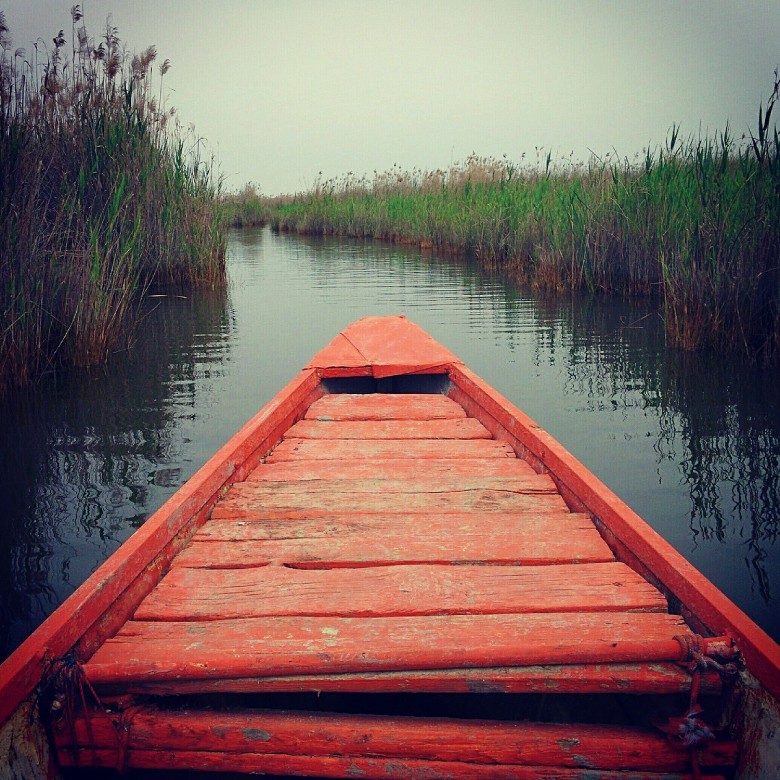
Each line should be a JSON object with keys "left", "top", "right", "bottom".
{"left": 0, "top": 288, "right": 234, "bottom": 660}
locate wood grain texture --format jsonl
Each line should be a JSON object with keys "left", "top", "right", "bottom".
{"left": 174, "top": 511, "right": 614, "bottom": 567}
{"left": 56, "top": 707, "right": 736, "bottom": 772}
{"left": 305, "top": 393, "right": 467, "bottom": 421}
{"left": 135, "top": 561, "right": 667, "bottom": 620}
{"left": 56, "top": 749, "right": 727, "bottom": 780}
{"left": 210, "top": 480, "right": 570, "bottom": 516}
{"left": 84, "top": 611, "right": 693, "bottom": 684}
{"left": 286, "top": 418, "right": 492, "bottom": 440}
{"left": 266, "top": 437, "right": 517, "bottom": 461}
{"left": 246, "top": 456, "right": 539, "bottom": 482}
{"left": 112, "top": 662, "right": 721, "bottom": 696}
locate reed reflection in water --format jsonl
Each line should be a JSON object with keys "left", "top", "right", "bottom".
{"left": 0, "top": 289, "right": 235, "bottom": 659}
{"left": 0, "top": 226, "right": 777, "bottom": 662}
{"left": 523, "top": 295, "right": 779, "bottom": 625}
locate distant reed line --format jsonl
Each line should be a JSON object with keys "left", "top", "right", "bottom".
{"left": 262, "top": 76, "right": 780, "bottom": 358}
{"left": 220, "top": 183, "right": 268, "bottom": 228}
{"left": 0, "top": 8, "right": 226, "bottom": 395}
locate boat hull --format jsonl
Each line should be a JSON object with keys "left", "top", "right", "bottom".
{"left": 0, "top": 315, "right": 778, "bottom": 779}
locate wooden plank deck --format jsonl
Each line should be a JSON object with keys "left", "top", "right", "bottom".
{"left": 57, "top": 378, "right": 736, "bottom": 776}
{"left": 84, "top": 392, "right": 699, "bottom": 691}
{"left": 0, "top": 314, "right": 758, "bottom": 777}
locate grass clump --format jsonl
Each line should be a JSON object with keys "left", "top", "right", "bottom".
{"left": 269, "top": 76, "right": 780, "bottom": 359}
{"left": 219, "top": 182, "right": 270, "bottom": 228}
{"left": 0, "top": 7, "right": 226, "bottom": 394}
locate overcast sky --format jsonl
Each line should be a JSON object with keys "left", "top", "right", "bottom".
{"left": 2, "top": 1, "right": 778, "bottom": 194}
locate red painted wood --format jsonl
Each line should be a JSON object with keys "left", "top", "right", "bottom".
{"left": 84, "top": 611, "right": 694, "bottom": 684}
{"left": 1, "top": 314, "right": 770, "bottom": 778}
{"left": 239, "top": 474, "right": 554, "bottom": 493}
{"left": 56, "top": 707, "right": 736, "bottom": 772}
{"left": 135, "top": 561, "right": 666, "bottom": 620}
{"left": 0, "top": 368, "right": 323, "bottom": 728}
{"left": 224, "top": 471, "right": 554, "bottom": 494}
{"left": 307, "top": 315, "right": 461, "bottom": 378}
{"left": 56, "top": 749, "right": 724, "bottom": 780}
{"left": 246, "top": 456, "right": 539, "bottom": 482}
{"left": 177, "top": 511, "right": 613, "bottom": 567}
{"left": 286, "top": 417, "right": 492, "bottom": 439}
{"left": 305, "top": 332, "right": 369, "bottom": 370}
{"left": 448, "top": 363, "right": 780, "bottom": 700}
{"left": 115, "top": 663, "right": 721, "bottom": 696}
{"left": 305, "top": 393, "right": 466, "bottom": 420}
{"left": 210, "top": 480, "right": 569, "bottom": 516}
{"left": 266, "top": 437, "right": 516, "bottom": 461}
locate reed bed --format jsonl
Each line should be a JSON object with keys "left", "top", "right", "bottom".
{"left": 0, "top": 9, "right": 226, "bottom": 394}
{"left": 270, "top": 79, "right": 780, "bottom": 358}
{"left": 219, "top": 183, "right": 270, "bottom": 228}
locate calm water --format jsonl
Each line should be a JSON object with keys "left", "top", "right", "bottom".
{"left": 1, "top": 227, "right": 778, "bottom": 660}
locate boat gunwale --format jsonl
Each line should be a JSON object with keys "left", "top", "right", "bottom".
{"left": 446, "top": 362, "right": 780, "bottom": 702}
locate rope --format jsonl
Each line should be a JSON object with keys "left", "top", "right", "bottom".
{"left": 665, "top": 634, "right": 741, "bottom": 778}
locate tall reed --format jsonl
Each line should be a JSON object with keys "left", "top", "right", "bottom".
{"left": 0, "top": 8, "right": 226, "bottom": 394}
{"left": 269, "top": 78, "right": 780, "bottom": 358}
{"left": 219, "top": 183, "right": 270, "bottom": 227}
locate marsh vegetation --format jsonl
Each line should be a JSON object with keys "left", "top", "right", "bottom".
{"left": 261, "top": 75, "right": 780, "bottom": 359}
{"left": 219, "top": 183, "right": 270, "bottom": 228}
{"left": 0, "top": 8, "right": 225, "bottom": 395}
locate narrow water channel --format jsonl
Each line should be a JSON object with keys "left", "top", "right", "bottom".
{"left": 1, "top": 226, "right": 778, "bottom": 660}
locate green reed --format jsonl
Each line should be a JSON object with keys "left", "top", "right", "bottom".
{"left": 219, "top": 183, "right": 270, "bottom": 228}
{"left": 269, "top": 77, "right": 780, "bottom": 358}
{"left": 0, "top": 8, "right": 226, "bottom": 394}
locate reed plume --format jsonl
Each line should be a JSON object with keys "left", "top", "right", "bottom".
{"left": 0, "top": 8, "right": 226, "bottom": 395}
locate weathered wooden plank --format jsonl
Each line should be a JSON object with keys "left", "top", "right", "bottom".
{"left": 56, "top": 749, "right": 724, "bottom": 780}
{"left": 113, "top": 662, "right": 722, "bottom": 697}
{"left": 237, "top": 473, "right": 555, "bottom": 494}
{"left": 305, "top": 393, "right": 467, "bottom": 421}
{"left": 307, "top": 314, "right": 461, "bottom": 378}
{"left": 178, "top": 511, "right": 614, "bottom": 567}
{"left": 135, "top": 562, "right": 667, "bottom": 621}
{"left": 266, "top": 438, "right": 516, "bottom": 461}
{"left": 211, "top": 483, "right": 570, "bottom": 517}
{"left": 191, "top": 511, "right": 594, "bottom": 542}
{"left": 84, "top": 611, "right": 693, "bottom": 684}
{"left": 56, "top": 707, "right": 736, "bottom": 773}
{"left": 285, "top": 418, "right": 492, "bottom": 440}
{"left": 171, "top": 534, "right": 616, "bottom": 568}
{"left": 247, "top": 456, "right": 539, "bottom": 482}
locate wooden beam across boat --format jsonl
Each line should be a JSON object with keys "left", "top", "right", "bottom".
{"left": 1, "top": 314, "right": 778, "bottom": 780}
{"left": 56, "top": 707, "right": 738, "bottom": 778}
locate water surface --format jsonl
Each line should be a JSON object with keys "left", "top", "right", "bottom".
{"left": 1, "top": 227, "right": 778, "bottom": 659}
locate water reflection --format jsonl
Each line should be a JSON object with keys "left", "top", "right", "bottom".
{"left": 1, "top": 227, "right": 778, "bottom": 663}
{"left": 518, "top": 294, "right": 779, "bottom": 629}
{"left": 0, "top": 288, "right": 234, "bottom": 658}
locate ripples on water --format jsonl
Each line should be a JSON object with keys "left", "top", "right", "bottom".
{"left": 0, "top": 227, "right": 778, "bottom": 659}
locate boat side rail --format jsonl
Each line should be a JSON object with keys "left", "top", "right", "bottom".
{"left": 446, "top": 362, "right": 780, "bottom": 702}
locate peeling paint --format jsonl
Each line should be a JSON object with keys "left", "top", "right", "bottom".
{"left": 241, "top": 727, "right": 271, "bottom": 742}
{"left": 466, "top": 679, "right": 507, "bottom": 694}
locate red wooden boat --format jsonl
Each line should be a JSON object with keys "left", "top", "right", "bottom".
{"left": 1, "top": 315, "right": 778, "bottom": 779}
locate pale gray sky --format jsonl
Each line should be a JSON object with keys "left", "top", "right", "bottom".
{"left": 2, "top": 1, "right": 778, "bottom": 194}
